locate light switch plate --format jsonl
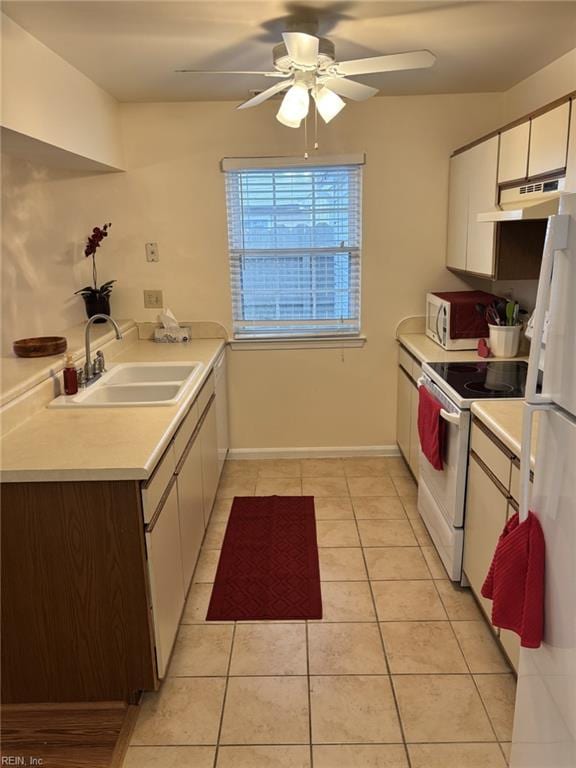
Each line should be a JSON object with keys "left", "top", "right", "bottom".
{"left": 144, "top": 289, "right": 163, "bottom": 308}
{"left": 145, "top": 242, "right": 159, "bottom": 262}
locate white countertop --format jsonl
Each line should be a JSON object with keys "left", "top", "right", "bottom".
{"left": 471, "top": 400, "right": 539, "bottom": 468}
{"left": 0, "top": 338, "right": 225, "bottom": 483}
{"left": 398, "top": 333, "right": 527, "bottom": 365}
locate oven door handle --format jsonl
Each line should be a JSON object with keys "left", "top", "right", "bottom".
{"left": 417, "top": 377, "right": 462, "bottom": 428}
{"left": 440, "top": 409, "right": 461, "bottom": 426}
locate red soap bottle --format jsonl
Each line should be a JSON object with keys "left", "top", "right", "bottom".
{"left": 63, "top": 353, "right": 78, "bottom": 395}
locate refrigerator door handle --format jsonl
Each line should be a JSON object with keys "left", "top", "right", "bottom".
{"left": 525, "top": 213, "right": 570, "bottom": 404}
{"left": 519, "top": 402, "right": 554, "bottom": 522}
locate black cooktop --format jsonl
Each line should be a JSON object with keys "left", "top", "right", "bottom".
{"left": 427, "top": 360, "right": 528, "bottom": 399}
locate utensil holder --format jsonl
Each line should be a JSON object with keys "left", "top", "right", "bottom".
{"left": 488, "top": 324, "right": 521, "bottom": 358}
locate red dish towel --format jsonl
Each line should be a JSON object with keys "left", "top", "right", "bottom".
{"left": 481, "top": 511, "right": 545, "bottom": 649}
{"left": 417, "top": 386, "right": 446, "bottom": 470}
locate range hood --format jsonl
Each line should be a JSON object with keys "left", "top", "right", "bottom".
{"left": 477, "top": 177, "right": 565, "bottom": 222}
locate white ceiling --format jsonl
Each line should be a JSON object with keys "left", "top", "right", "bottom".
{"left": 4, "top": 1, "right": 576, "bottom": 102}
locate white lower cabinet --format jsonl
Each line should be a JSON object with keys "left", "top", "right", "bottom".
{"left": 397, "top": 366, "right": 412, "bottom": 462}
{"left": 177, "top": 433, "right": 205, "bottom": 593}
{"left": 464, "top": 421, "right": 532, "bottom": 672}
{"left": 146, "top": 481, "right": 185, "bottom": 678}
{"left": 200, "top": 398, "right": 219, "bottom": 526}
{"left": 396, "top": 347, "right": 421, "bottom": 478}
{"left": 463, "top": 453, "right": 508, "bottom": 624}
{"left": 143, "top": 362, "right": 227, "bottom": 679}
{"left": 408, "top": 382, "right": 420, "bottom": 477}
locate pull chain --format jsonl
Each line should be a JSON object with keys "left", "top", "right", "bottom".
{"left": 304, "top": 113, "right": 308, "bottom": 159}
{"left": 314, "top": 101, "right": 319, "bottom": 151}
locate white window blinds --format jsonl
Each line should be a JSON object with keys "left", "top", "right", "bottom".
{"left": 224, "top": 160, "right": 363, "bottom": 338}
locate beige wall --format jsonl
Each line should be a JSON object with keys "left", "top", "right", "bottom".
{"left": 5, "top": 47, "right": 574, "bottom": 450}
{"left": 0, "top": 155, "right": 120, "bottom": 351}
{"left": 1, "top": 15, "right": 123, "bottom": 169}
{"left": 2, "top": 94, "right": 503, "bottom": 449}
{"left": 502, "top": 47, "right": 576, "bottom": 122}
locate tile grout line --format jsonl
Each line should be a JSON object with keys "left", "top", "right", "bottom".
{"left": 451, "top": 622, "right": 508, "bottom": 746}
{"left": 212, "top": 622, "right": 237, "bottom": 768}
{"left": 429, "top": 562, "right": 511, "bottom": 751}
{"left": 305, "top": 620, "right": 314, "bottom": 768}
{"left": 345, "top": 474, "right": 414, "bottom": 768}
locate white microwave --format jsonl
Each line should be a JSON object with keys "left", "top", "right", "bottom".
{"left": 425, "top": 291, "right": 495, "bottom": 350}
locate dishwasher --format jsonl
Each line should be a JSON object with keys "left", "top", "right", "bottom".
{"left": 214, "top": 349, "right": 229, "bottom": 474}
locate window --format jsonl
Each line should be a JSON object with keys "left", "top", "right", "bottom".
{"left": 223, "top": 157, "right": 363, "bottom": 339}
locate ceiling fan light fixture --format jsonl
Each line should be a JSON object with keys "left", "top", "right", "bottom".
{"left": 276, "top": 81, "right": 310, "bottom": 127}
{"left": 313, "top": 85, "right": 346, "bottom": 123}
{"left": 276, "top": 109, "right": 302, "bottom": 128}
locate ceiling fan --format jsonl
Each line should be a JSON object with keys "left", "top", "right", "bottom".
{"left": 177, "top": 31, "right": 436, "bottom": 128}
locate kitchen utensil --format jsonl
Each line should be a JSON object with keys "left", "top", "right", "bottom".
{"left": 13, "top": 336, "right": 67, "bottom": 358}
{"left": 486, "top": 305, "right": 501, "bottom": 325}
{"left": 496, "top": 299, "right": 508, "bottom": 324}
{"left": 506, "top": 302, "right": 516, "bottom": 326}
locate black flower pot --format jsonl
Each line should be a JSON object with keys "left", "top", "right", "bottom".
{"left": 83, "top": 293, "right": 111, "bottom": 322}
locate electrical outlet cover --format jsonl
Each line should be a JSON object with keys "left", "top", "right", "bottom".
{"left": 144, "top": 289, "right": 163, "bottom": 308}
{"left": 145, "top": 242, "right": 159, "bottom": 262}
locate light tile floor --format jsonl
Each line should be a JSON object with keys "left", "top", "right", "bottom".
{"left": 124, "top": 457, "right": 515, "bottom": 768}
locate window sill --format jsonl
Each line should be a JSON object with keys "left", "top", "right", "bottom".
{"left": 229, "top": 335, "right": 367, "bottom": 351}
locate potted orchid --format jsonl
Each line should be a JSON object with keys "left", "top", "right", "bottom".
{"left": 75, "top": 222, "right": 115, "bottom": 322}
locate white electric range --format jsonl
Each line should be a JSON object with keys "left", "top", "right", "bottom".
{"left": 417, "top": 359, "right": 528, "bottom": 581}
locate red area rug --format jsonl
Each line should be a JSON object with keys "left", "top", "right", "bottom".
{"left": 206, "top": 496, "right": 322, "bottom": 621}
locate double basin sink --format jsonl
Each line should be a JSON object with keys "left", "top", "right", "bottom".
{"left": 50, "top": 362, "right": 204, "bottom": 408}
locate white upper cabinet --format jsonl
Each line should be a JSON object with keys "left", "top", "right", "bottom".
{"left": 465, "top": 136, "right": 499, "bottom": 277}
{"left": 446, "top": 149, "right": 471, "bottom": 271}
{"left": 446, "top": 136, "right": 498, "bottom": 277}
{"left": 498, "top": 122, "right": 530, "bottom": 184}
{"left": 528, "top": 102, "right": 570, "bottom": 178}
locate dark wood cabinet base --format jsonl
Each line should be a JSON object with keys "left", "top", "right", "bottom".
{"left": 1, "top": 481, "right": 157, "bottom": 704}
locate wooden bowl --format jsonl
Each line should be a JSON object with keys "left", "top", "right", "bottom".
{"left": 13, "top": 336, "right": 67, "bottom": 358}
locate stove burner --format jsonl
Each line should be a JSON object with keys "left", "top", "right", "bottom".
{"left": 464, "top": 381, "right": 515, "bottom": 394}
{"left": 446, "top": 364, "right": 482, "bottom": 374}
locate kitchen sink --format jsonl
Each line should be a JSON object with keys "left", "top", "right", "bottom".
{"left": 49, "top": 361, "right": 204, "bottom": 408}
{"left": 105, "top": 363, "right": 199, "bottom": 385}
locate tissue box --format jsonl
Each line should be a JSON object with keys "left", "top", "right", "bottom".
{"left": 154, "top": 327, "right": 191, "bottom": 343}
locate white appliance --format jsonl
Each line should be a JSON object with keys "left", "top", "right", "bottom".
{"left": 417, "top": 370, "right": 469, "bottom": 579}
{"left": 418, "top": 359, "right": 528, "bottom": 581}
{"left": 477, "top": 177, "right": 565, "bottom": 222}
{"left": 213, "top": 350, "right": 229, "bottom": 474}
{"left": 425, "top": 291, "right": 492, "bottom": 350}
{"left": 510, "top": 193, "right": 576, "bottom": 768}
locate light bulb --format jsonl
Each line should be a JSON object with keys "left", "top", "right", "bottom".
{"left": 313, "top": 86, "right": 345, "bottom": 124}
{"left": 276, "top": 82, "right": 309, "bottom": 127}
{"left": 276, "top": 110, "right": 302, "bottom": 128}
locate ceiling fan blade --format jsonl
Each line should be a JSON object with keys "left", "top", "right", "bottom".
{"left": 282, "top": 32, "right": 319, "bottom": 67}
{"left": 321, "top": 77, "right": 378, "bottom": 101}
{"left": 237, "top": 79, "right": 293, "bottom": 110}
{"left": 175, "top": 70, "right": 285, "bottom": 77}
{"left": 336, "top": 50, "right": 436, "bottom": 77}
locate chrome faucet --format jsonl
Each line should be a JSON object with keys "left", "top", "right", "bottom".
{"left": 84, "top": 314, "right": 123, "bottom": 384}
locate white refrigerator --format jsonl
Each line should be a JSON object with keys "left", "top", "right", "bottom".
{"left": 511, "top": 193, "right": 576, "bottom": 768}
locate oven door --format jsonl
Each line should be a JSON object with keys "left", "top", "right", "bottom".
{"left": 416, "top": 375, "right": 471, "bottom": 579}
{"left": 425, "top": 295, "right": 448, "bottom": 348}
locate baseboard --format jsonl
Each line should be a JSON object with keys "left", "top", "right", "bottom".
{"left": 227, "top": 445, "right": 401, "bottom": 460}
